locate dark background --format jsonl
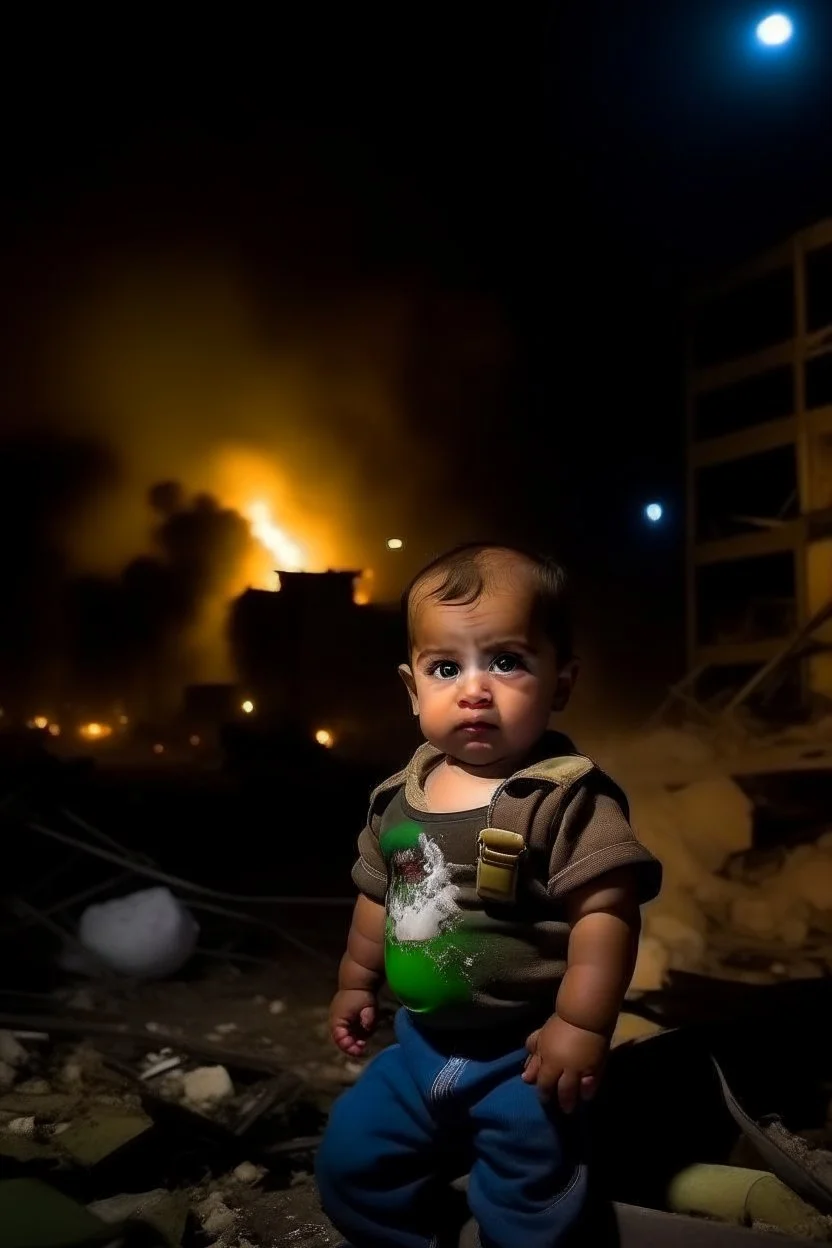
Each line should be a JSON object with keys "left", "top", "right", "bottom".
{"left": 2, "top": 1, "right": 831, "bottom": 731}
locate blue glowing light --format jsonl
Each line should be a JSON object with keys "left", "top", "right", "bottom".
{"left": 756, "top": 13, "right": 794, "bottom": 46}
{"left": 645, "top": 503, "right": 663, "bottom": 524}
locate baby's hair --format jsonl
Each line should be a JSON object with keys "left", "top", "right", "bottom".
{"left": 401, "top": 541, "right": 573, "bottom": 664}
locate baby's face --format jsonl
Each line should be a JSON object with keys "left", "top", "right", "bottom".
{"left": 401, "top": 571, "right": 564, "bottom": 775}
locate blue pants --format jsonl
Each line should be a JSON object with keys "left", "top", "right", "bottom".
{"left": 315, "top": 1009, "right": 588, "bottom": 1248}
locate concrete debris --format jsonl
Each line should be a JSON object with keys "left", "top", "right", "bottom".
{"left": 198, "top": 1190, "right": 239, "bottom": 1236}
{"left": 269, "top": 999, "right": 286, "bottom": 1015}
{"left": 0, "top": 1030, "right": 28, "bottom": 1068}
{"left": 610, "top": 726, "right": 718, "bottom": 775}
{"left": 233, "top": 1160, "right": 266, "bottom": 1184}
{"left": 183, "top": 1064, "right": 235, "bottom": 1111}
{"left": 88, "top": 1186, "right": 190, "bottom": 1246}
{"left": 60, "top": 1059, "right": 85, "bottom": 1086}
{"left": 65, "top": 987, "right": 97, "bottom": 1011}
{"left": 643, "top": 890, "right": 708, "bottom": 972}
{"left": 594, "top": 724, "right": 832, "bottom": 985}
{"left": 0, "top": 1178, "right": 116, "bottom": 1247}
{"left": 16, "top": 1077, "right": 51, "bottom": 1094}
{"left": 54, "top": 1101, "right": 154, "bottom": 1165}
{"left": 74, "top": 885, "right": 200, "bottom": 979}
{"left": 141, "top": 1052, "right": 184, "bottom": 1080}
{"left": 629, "top": 935, "right": 671, "bottom": 993}
{"left": 665, "top": 776, "right": 754, "bottom": 873}
{"left": 5, "top": 1115, "right": 36, "bottom": 1137}
{"left": 0, "top": 1061, "right": 17, "bottom": 1092}
{"left": 764, "top": 1120, "right": 832, "bottom": 1190}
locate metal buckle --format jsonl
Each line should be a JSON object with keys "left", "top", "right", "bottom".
{"left": 476, "top": 828, "right": 526, "bottom": 902}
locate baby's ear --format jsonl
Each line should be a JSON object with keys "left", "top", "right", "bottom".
{"left": 398, "top": 664, "right": 420, "bottom": 716}
{"left": 552, "top": 660, "right": 579, "bottom": 712}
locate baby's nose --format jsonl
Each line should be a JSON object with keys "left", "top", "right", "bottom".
{"left": 459, "top": 673, "right": 493, "bottom": 704}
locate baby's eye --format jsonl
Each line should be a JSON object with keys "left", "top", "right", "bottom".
{"left": 491, "top": 652, "right": 524, "bottom": 674}
{"left": 430, "top": 660, "right": 460, "bottom": 680}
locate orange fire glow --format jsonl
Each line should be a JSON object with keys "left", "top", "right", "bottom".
{"left": 244, "top": 500, "right": 305, "bottom": 573}
{"left": 200, "top": 446, "right": 373, "bottom": 603}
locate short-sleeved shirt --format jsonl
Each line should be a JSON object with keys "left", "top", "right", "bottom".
{"left": 352, "top": 734, "right": 662, "bottom": 1033}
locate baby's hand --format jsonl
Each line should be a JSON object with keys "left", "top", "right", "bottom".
{"left": 329, "top": 988, "right": 377, "bottom": 1057}
{"left": 522, "top": 1015, "right": 609, "bottom": 1114}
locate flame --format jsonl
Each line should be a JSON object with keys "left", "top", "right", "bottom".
{"left": 190, "top": 446, "right": 374, "bottom": 602}
{"left": 244, "top": 500, "right": 305, "bottom": 573}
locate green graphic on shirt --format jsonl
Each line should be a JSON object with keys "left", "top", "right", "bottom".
{"left": 380, "top": 820, "right": 478, "bottom": 1013}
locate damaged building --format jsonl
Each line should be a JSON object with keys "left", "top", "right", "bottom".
{"left": 687, "top": 216, "right": 832, "bottom": 713}
{"left": 228, "top": 569, "right": 415, "bottom": 765}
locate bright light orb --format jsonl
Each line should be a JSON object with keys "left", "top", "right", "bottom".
{"left": 387, "top": 537, "right": 404, "bottom": 550}
{"left": 645, "top": 502, "right": 663, "bottom": 523}
{"left": 756, "top": 13, "right": 794, "bottom": 46}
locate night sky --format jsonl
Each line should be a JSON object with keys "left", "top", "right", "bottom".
{"left": 2, "top": 2, "right": 831, "bottom": 728}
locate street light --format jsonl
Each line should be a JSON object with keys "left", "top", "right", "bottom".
{"left": 756, "top": 12, "right": 794, "bottom": 46}
{"left": 645, "top": 502, "right": 663, "bottom": 524}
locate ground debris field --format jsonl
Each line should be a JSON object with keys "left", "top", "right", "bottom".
{"left": 0, "top": 957, "right": 383, "bottom": 1247}
{"left": 3, "top": 721, "right": 832, "bottom": 1245}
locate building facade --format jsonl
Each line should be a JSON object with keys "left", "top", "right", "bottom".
{"left": 229, "top": 570, "right": 414, "bottom": 765}
{"left": 687, "top": 218, "right": 832, "bottom": 707}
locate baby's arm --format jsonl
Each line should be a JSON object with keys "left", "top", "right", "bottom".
{"left": 522, "top": 866, "right": 641, "bottom": 1111}
{"left": 557, "top": 865, "right": 641, "bottom": 1037}
{"left": 330, "top": 894, "right": 387, "bottom": 1057}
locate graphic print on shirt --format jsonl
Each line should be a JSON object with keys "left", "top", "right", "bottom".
{"left": 380, "top": 820, "right": 478, "bottom": 1013}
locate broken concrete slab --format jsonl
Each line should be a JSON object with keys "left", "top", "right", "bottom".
{"left": 0, "top": 1091, "right": 152, "bottom": 1169}
{"left": 57, "top": 1102, "right": 153, "bottom": 1167}
{"left": 0, "top": 1178, "right": 113, "bottom": 1248}
{"left": 88, "top": 1187, "right": 189, "bottom": 1248}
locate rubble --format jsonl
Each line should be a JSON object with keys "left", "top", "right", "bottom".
{"left": 0, "top": 974, "right": 343, "bottom": 1244}
{"left": 601, "top": 723, "right": 832, "bottom": 989}
{"left": 183, "top": 1064, "right": 236, "bottom": 1111}
{"left": 0, "top": 1030, "right": 29, "bottom": 1068}
{"left": 233, "top": 1160, "right": 266, "bottom": 1184}
{"left": 72, "top": 886, "right": 200, "bottom": 978}
{"left": 88, "top": 1186, "right": 190, "bottom": 1246}
{"left": 763, "top": 1121, "right": 832, "bottom": 1192}
{"left": 630, "top": 936, "right": 670, "bottom": 993}
{"left": 1, "top": 719, "right": 830, "bottom": 1245}
{"left": 0, "top": 1178, "right": 119, "bottom": 1248}
{"left": 198, "top": 1189, "right": 239, "bottom": 1237}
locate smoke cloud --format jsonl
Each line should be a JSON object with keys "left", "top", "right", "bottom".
{"left": 1, "top": 243, "right": 515, "bottom": 715}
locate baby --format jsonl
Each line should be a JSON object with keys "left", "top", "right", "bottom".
{"left": 315, "top": 542, "right": 661, "bottom": 1248}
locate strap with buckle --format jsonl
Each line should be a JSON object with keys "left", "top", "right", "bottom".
{"left": 476, "top": 828, "right": 526, "bottom": 902}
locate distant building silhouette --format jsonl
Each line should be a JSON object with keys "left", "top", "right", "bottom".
{"left": 228, "top": 571, "right": 416, "bottom": 765}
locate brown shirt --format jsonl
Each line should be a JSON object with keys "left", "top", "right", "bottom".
{"left": 352, "top": 735, "right": 662, "bottom": 1032}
